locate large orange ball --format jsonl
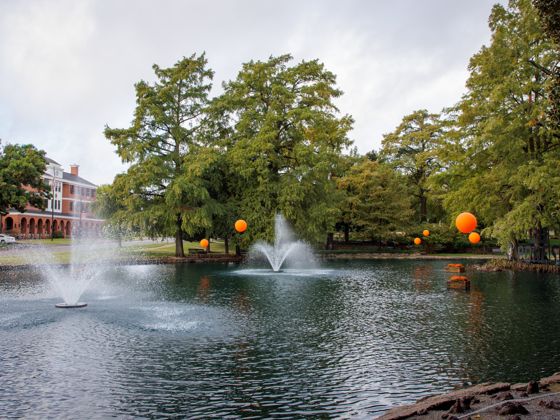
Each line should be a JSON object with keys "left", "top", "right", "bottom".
{"left": 423, "top": 230, "right": 430, "bottom": 237}
{"left": 455, "top": 212, "right": 477, "bottom": 234}
{"left": 414, "top": 237, "right": 422, "bottom": 245}
{"left": 468, "top": 232, "right": 481, "bottom": 244}
{"left": 234, "top": 219, "right": 247, "bottom": 233}
{"left": 200, "top": 239, "right": 209, "bottom": 248}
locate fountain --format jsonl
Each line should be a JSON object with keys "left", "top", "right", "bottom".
{"left": 249, "top": 214, "right": 315, "bottom": 272}
{"left": 26, "top": 234, "right": 119, "bottom": 308}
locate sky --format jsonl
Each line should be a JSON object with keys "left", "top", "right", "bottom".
{"left": 0, "top": 0, "right": 501, "bottom": 185}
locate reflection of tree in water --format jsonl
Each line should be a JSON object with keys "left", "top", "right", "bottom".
{"left": 412, "top": 265, "right": 433, "bottom": 292}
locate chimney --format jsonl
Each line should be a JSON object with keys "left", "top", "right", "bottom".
{"left": 70, "top": 164, "right": 79, "bottom": 176}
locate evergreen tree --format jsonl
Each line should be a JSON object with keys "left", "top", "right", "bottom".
{"left": 105, "top": 54, "right": 220, "bottom": 257}
{"left": 215, "top": 54, "right": 353, "bottom": 244}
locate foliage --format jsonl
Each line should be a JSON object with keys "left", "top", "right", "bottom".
{"left": 337, "top": 159, "right": 413, "bottom": 241}
{"left": 380, "top": 109, "right": 443, "bottom": 222}
{"left": 0, "top": 142, "right": 49, "bottom": 215}
{"left": 104, "top": 54, "right": 221, "bottom": 256}
{"left": 436, "top": 0, "right": 560, "bottom": 256}
{"left": 214, "top": 54, "right": 353, "bottom": 245}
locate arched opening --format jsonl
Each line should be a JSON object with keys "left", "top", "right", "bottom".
{"left": 52, "top": 220, "right": 58, "bottom": 234}
{"left": 65, "top": 221, "right": 71, "bottom": 237}
{"left": 59, "top": 221, "right": 65, "bottom": 237}
{"left": 45, "top": 219, "right": 51, "bottom": 235}
{"left": 37, "top": 219, "right": 44, "bottom": 236}
{"left": 29, "top": 218, "right": 36, "bottom": 235}
{"left": 20, "top": 218, "right": 27, "bottom": 234}
{"left": 5, "top": 217, "right": 14, "bottom": 233}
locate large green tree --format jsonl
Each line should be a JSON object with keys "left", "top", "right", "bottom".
{"left": 337, "top": 159, "right": 413, "bottom": 241}
{"left": 0, "top": 142, "right": 49, "bottom": 216}
{"left": 438, "top": 0, "right": 559, "bottom": 259}
{"left": 215, "top": 54, "right": 353, "bottom": 244}
{"left": 105, "top": 54, "right": 221, "bottom": 257}
{"left": 380, "top": 110, "right": 443, "bottom": 222}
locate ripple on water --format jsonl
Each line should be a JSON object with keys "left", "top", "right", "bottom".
{"left": 1, "top": 260, "right": 560, "bottom": 418}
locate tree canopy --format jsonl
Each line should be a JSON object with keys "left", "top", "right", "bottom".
{"left": 215, "top": 54, "right": 353, "bottom": 244}
{"left": 0, "top": 142, "right": 49, "bottom": 215}
{"left": 105, "top": 54, "right": 220, "bottom": 257}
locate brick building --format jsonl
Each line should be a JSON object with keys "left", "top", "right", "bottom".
{"left": 1, "top": 157, "right": 103, "bottom": 238}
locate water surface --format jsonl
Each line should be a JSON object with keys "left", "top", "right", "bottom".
{"left": 1, "top": 260, "right": 559, "bottom": 418}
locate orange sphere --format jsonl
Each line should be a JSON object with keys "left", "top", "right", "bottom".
{"left": 414, "top": 237, "right": 422, "bottom": 245}
{"left": 234, "top": 219, "right": 247, "bottom": 233}
{"left": 423, "top": 229, "right": 430, "bottom": 237}
{"left": 468, "top": 232, "right": 481, "bottom": 244}
{"left": 200, "top": 239, "right": 209, "bottom": 248}
{"left": 455, "top": 212, "right": 477, "bottom": 234}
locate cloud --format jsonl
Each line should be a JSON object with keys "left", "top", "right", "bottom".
{"left": 0, "top": 0, "right": 498, "bottom": 184}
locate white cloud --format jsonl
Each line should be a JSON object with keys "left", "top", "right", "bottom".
{"left": 0, "top": 0, "right": 498, "bottom": 184}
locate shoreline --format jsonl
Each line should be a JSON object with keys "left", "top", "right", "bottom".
{"left": 379, "top": 372, "right": 560, "bottom": 419}
{"left": 0, "top": 252, "right": 497, "bottom": 271}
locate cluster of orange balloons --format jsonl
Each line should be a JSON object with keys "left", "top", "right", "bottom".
{"left": 455, "top": 212, "right": 481, "bottom": 244}
{"left": 413, "top": 229, "right": 430, "bottom": 245}
{"left": 199, "top": 219, "right": 248, "bottom": 250}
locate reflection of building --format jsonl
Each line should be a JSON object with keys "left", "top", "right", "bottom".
{"left": 1, "top": 158, "right": 103, "bottom": 238}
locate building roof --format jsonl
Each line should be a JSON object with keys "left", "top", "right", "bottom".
{"left": 45, "top": 157, "right": 61, "bottom": 166}
{"left": 62, "top": 172, "right": 97, "bottom": 187}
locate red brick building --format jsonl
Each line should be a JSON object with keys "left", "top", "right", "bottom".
{"left": 1, "top": 157, "right": 103, "bottom": 238}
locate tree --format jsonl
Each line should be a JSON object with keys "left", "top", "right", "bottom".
{"left": 105, "top": 54, "right": 220, "bottom": 257}
{"left": 92, "top": 180, "right": 130, "bottom": 247}
{"left": 437, "top": 0, "right": 559, "bottom": 259}
{"left": 380, "top": 110, "right": 443, "bottom": 222}
{"left": 0, "top": 142, "right": 49, "bottom": 216}
{"left": 215, "top": 54, "right": 353, "bottom": 244}
{"left": 337, "top": 159, "right": 413, "bottom": 241}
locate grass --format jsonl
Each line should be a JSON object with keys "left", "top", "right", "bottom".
{"left": 0, "top": 239, "right": 232, "bottom": 267}
{"left": 25, "top": 238, "right": 73, "bottom": 245}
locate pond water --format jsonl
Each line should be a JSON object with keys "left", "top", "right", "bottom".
{"left": 1, "top": 260, "right": 559, "bottom": 418}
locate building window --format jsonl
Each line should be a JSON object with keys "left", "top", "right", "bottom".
{"left": 69, "top": 202, "right": 74, "bottom": 211}
{"left": 70, "top": 185, "right": 74, "bottom": 194}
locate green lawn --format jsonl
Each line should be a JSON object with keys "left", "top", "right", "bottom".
{"left": 0, "top": 240, "right": 231, "bottom": 267}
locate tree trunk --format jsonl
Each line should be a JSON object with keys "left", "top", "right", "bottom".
{"left": 508, "top": 238, "right": 519, "bottom": 261}
{"left": 326, "top": 232, "right": 334, "bottom": 250}
{"left": 175, "top": 213, "right": 184, "bottom": 257}
{"left": 344, "top": 224, "right": 349, "bottom": 242}
{"left": 531, "top": 226, "right": 548, "bottom": 262}
{"left": 207, "top": 238, "right": 211, "bottom": 254}
{"left": 224, "top": 236, "right": 229, "bottom": 255}
{"left": 419, "top": 194, "right": 428, "bottom": 222}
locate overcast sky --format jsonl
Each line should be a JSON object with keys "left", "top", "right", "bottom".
{"left": 0, "top": 0, "right": 500, "bottom": 185}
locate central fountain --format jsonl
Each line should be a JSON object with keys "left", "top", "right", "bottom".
{"left": 249, "top": 214, "right": 315, "bottom": 272}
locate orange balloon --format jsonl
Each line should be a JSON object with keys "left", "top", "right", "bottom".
{"left": 200, "top": 239, "right": 209, "bottom": 248}
{"left": 414, "top": 237, "right": 422, "bottom": 245}
{"left": 468, "top": 232, "right": 481, "bottom": 244}
{"left": 423, "top": 230, "right": 430, "bottom": 237}
{"left": 234, "top": 219, "right": 247, "bottom": 233}
{"left": 455, "top": 212, "right": 477, "bottom": 234}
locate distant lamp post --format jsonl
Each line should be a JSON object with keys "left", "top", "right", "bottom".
{"left": 51, "top": 170, "right": 57, "bottom": 241}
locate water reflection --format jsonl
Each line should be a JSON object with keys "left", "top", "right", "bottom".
{"left": 1, "top": 260, "right": 560, "bottom": 418}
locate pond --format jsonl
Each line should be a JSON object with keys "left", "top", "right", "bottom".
{"left": 1, "top": 260, "right": 559, "bottom": 418}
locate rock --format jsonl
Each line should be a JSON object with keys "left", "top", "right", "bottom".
{"left": 527, "top": 380, "right": 539, "bottom": 394}
{"left": 511, "top": 383, "right": 528, "bottom": 391}
{"left": 498, "top": 402, "right": 529, "bottom": 415}
{"left": 540, "top": 373, "right": 560, "bottom": 386}
{"left": 493, "top": 391, "right": 514, "bottom": 401}
{"left": 506, "top": 416, "right": 521, "bottom": 420}
{"left": 538, "top": 399, "right": 560, "bottom": 409}
{"left": 517, "top": 391, "right": 528, "bottom": 398}
{"left": 379, "top": 383, "right": 510, "bottom": 419}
